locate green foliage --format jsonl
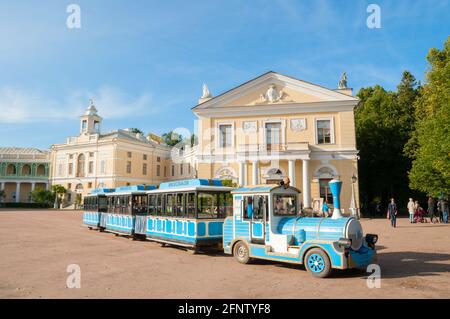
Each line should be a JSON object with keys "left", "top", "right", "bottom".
{"left": 30, "top": 188, "right": 54, "bottom": 206}
{"left": 130, "top": 128, "right": 144, "bottom": 135}
{"left": 221, "top": 179, "right": 238, "bottom": 188}
{"left": 355, "top": 72, "right": 420, "bottom": 213}
{"left": 51, "top": 184, "right": 67, "bottom": 196}
{"left": 408, "top": 36, "right": 450, "bottom": 196}
{"left": 162, "top": 131, "right": 183, "bottom": 146}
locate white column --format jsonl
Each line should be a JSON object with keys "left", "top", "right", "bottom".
{"left": 238, "top": 162, "right": 246, "bottom": 186}
{"left": 0, "top": 181, "right": 4, "bottom": 190}
{"left": 15, "top": 182, "right": 21, "bottom": 203}
{"left": 252, "top": 160, "right": 259, "bottom": 185}
{"left": 31, "top": 182, "right": 36, "bottom": 191}
{"left": 288, "top": 160, "right": 296, "bottom": 188}
{"left": 302, "top": 159, "right": 311, "bottom": 208}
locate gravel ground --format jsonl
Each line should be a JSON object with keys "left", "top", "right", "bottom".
{"left": 0, "top": 209, "right": 449, "bottom": 298}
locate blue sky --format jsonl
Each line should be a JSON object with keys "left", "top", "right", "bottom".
{"left": 0, "top": 0, "right": 449, "bottom": 149}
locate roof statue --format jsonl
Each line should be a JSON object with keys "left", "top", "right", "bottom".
{"left": 201, "top": 84, "right": 212, "bottom": 99}
{"left": 84, "top": 98, "right": 98, "bottom": 116}
{"left": 338, "top": 72, "right": 348, "bottom": 89}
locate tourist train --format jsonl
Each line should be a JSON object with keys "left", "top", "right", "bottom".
{"left": 83, "top": 178, "right": 377, "bottom": 278}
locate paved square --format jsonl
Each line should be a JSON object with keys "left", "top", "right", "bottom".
{"left": 0, "top": 210, "right": 449, "bottom": 298}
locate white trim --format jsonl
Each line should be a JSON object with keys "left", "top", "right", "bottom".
{"left": 314, "top": 116, "right": 335, "bottom": 145}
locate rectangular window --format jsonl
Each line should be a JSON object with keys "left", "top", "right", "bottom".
{"left": 143, "top": 154, "right": 147, "bottom": 160}
{"left": 164, "top": 166, "right": 167, "bottom": 177}
{"left": 126, "top": 161, "right": 132, "bottom": 174}
{"left": 317, "top": 119, "right": 332, "bottom": 144}
{"left": 58, "top": 164, "right": 63, "bottom": 176}
{"left": 243, "top": 195, "right": 267, "bottom": 220}
{"left": 132, "top": 194, "right": 148, "bottom": 215}
{"left": 273, "top": 194, "right": 297, "bottom": 216}
{"left": 166, "top": 194, "right": 175, "bottom": 216}
{"left": 188, "top": 164, "right": 191, "bottom": 174}
{"left": 171, "top": 165, "right": 175, "bottom": 177}
{"left": 68, "top": 163, "right": 73, "bottom": 175}
{"left": 186, "top": 192, "right": 196, "bottom": 218}
{"left": 197, "top": 192, "right": 229, "bottom": 219}
{"left": 89, "top": 152, "right": 94, "bottom": 157}
{"left": 88, "top": 161, "right": 94, "bottom": 174}
{"left": 219, "top": 124, "right": 232, "bottom": 148}
{"left": 180, "top": 164, "right": 183, "bottom": 176}
{"left": 67, "top": 183, "right": 72, "bottom": 189}
{"left": 88, "top": 182, "right": 92, "bottom": 188}
{"left": 82, "top": 120, "right": 87, "bottom": 131}
{"left": 157, "top": 156, "right": 161, "bottom": 162}
{"left": 127, "top": 152, "right": 132, "bottom": 158}
{"left": 265, "top": 122, "right": 282, "bottom": 150}
{"left": 175, "top": 193, "right": 184, "bottom": 217}
{"left": 156, "top": 165, "right": 160, "bottom": 177}
{"left": 143, "top": 163, "right": 147, "bottom": 175}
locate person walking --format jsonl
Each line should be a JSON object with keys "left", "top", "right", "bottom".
{"left": 427, "top": 197, "right": 436, "bottom": 223}
{"left": 387, "top": 198, "right": 398, "bottom": 228}
{"left": 407, "top": 198, "right": 415, "bottom": 223}
{"left": 438, "top": 198, "right": 449, "bottom": 224}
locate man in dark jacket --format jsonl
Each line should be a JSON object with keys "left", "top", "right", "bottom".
{"left": 388, "top": 198, "right": 398, "bottom": 228}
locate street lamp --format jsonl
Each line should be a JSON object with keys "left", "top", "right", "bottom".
{"left": 350, "top": 174, "right": 359, "bottom": 219}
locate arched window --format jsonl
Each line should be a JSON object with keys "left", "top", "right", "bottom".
{"left": 36, "top": 164, "right": 45, "bottom": 176}
{"left": 7, "top": 164, "right": 16, "bottom": 175}
{"left": 264, "top": 167, "right": 285, "bottom": 184}
{"left": 22, "top": 164, "right": 31, "bottom": 175}
{"left": 214, "top": 166, "right": 238, "bottom": 183}
{"left": 77, "top": 154, "right": 85, "bottom": 177}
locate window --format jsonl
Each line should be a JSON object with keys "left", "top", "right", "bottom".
{"left": 219, "top": 192, "right": 233, "bottom": 217}
{"left": 88, "top": 161, "right": 94, "bottom": 174}
{"left": 156, "top": 165, "right": 160, "bottom": 177}
{"left": 157, "top": 156, "right": 161, "bottom": 162}
{"left": 171, "top": 165, "right": 175, "bottom": 177}
{"left": 127, "top": 152, "right": 132, "bottom": 158}
{"left": 88, "top": 182, "right": 92, "bottom": 188}
{"left": 166, "top": 194, "right": 175, "bottom": 216}
{"left": 320, "top": 178, "right": 333, "bottom": 204}
{"left": 219, "top": 124, "right": 232, "bottom": 148}
{"left": 317, "top": 119, "right": 332, "bottom": 144}
{"left": 197, "top": 192, "right": 217, "bottom": 219}
{"left": 132, "top": 195, "right": 148, "bottom": 215}
{"left": 143, "top": 154, "right": 147, "bottom": 160}
{"left": 94, "top": 120, "right": 100, "bottom": 131}
{"left": 68, "top": 163, "right": 73, "bottom": 175}
{"left": 164, "top": 166, "right": 167, "bottom": 177}
{"left": 82, "top": 120, "right": 87, "bottom": 131}
{"left": 180, "top": 164, "right": 183, "bottom": 176}
{"left": 67, "top": 183, "right": 72, "bottom": 189}
{"left": 143, "top": 163, "right": 147, "bottom": 175}
{"left": 188, "top": 165, "right": 191, "bottom": 174}
{"left": 273, "top": 194, "right": 297, "bottom": 216}
{"left": 58, "top": 164, "right": 63, "bottom": 176}
{"left": 89, "top": 152, "right": 94, "bottom": 157}
{"left": 126, "top": 161, "right": 132, "bottom": 174}
{"left": 243, "top": 195, "right": 267, "bottom": 220}
{"left": 265, "top": 122, "right": 282, "bottom": 150}
{"left": 186, "top": 192, "right": 196, "bottom": 218}
{"left": 175, "top": 193, "right": 184, "bottom": 217}
{"left": 77, "top": 154, "right": 85, "bottom": 177}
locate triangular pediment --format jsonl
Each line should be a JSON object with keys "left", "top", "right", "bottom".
{"left": 193, "top": 71, "right": 358, "bottom": 111}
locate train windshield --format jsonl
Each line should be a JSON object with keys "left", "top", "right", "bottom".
{"left": 98, "top": 196, "right": 108, "bottom": 212}
{"left": 273, "top": 194, "right": 297, "bottom": 216}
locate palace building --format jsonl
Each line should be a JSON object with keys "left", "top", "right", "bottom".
{"left": 50, "top": 100, "right": 195, "bottom": 206}
{"left": 48, "top": 71, "right": 360, "bottom": 211}
{"left": 193, "top": 71, "right": 360, "bottom": 210}
{"left": 0, "top": 147, "right": 50, "bottom": 203}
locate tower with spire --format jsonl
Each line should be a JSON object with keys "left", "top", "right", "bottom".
{"left": 79, "top": 99, "right": 102, "bottom": 135}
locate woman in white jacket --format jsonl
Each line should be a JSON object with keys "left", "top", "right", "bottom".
{"left": 407, "top": 198, "right": 415, "bottom": 223}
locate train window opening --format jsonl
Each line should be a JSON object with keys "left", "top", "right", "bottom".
{"left": 148, "top": 194, "right": 156, "bottom": 215}
{"left": 157, "top": 194, "right": 164, "bottom": 216}
{"left": 218, "top": 192, "right": 233, "bottom": 217}
{"left": 186, "top": 192, "right": 196, "bottom": 218}
{"left": 133, "top": 194, "right": 148, "bottom": 215}
{"left": 175, "top": 193, "right": 184, "bottom": 217}
{"left": 99, "top": 196, "right": 108, "bottom": 212}
{"left": 197, "top": 192, "right": 219, "bottom": 219}
{"left": 273, "top": 194, "right": 297, "bottom": 216}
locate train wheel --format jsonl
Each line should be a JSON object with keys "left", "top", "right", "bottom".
{"left": 305, "top": 248, "right": 332, "bottom": 278}
{"left": 233, "top": 241, "right": 252, "bottom": 264}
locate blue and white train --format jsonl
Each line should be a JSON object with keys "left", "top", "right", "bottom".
{"left": 82, "top": 188, "right": 112, "bottom": 229}
{"left": 82, "top": 178, "right": 377, "bottom": 278}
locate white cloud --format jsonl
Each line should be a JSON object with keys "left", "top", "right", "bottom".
{"left": 0, "top": 86, "right": 157, "bottom": 123}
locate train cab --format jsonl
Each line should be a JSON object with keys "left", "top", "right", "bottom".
{"left": 82, "top": 188, "right": 113, "bottom": 229}
{"left": 223, "top": 180, "right": 378, "bottom": 278}
{"left": 103, "top": 185, "right": 156, "bottom": 236}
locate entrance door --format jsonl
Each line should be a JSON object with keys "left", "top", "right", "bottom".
{"left": 250, "top": 195, "right": 267, "bottom": 244}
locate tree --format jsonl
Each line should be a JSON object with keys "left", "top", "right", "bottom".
{"left": 355, "top": 71, "right": 420, "bottom": 215}
{"left": 0, "top": 189, "right": 5, "bottom": 204}
{"left": 162, "top": 131, "right": 183, "bottom": 146}
{"left": 408, "top": 36, "right": 450, "bottom": 197}
{"left": 190, "top": 133, "right": 198, "bottom": 147}
{"left": 130, "top": 128, "right": 144, "bottom": 135}
{"left": 51, "top": 184, "right": 67, "bottom": 209}
{"left": 30, "top": 188, "right": 54, "bottom": 206}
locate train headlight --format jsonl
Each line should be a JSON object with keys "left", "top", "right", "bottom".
{"left": 337, "top": 238, "right": 352, "bottom": 248}
{"left": 366, "top": 234, "right": 378, "bottom": 246}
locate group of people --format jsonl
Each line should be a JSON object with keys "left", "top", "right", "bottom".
{"left": 387, "top": 197, "right": 450, "bottom": 227}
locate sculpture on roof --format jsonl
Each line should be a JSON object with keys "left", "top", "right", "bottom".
{"left": 338, "top": 72, "right": 348, "bottom": 89}
{"left": 260, "top": 84, "right": 284, "bottom": 103}
{"left": 201, "top": 84, "right": 212, "bottom": 99}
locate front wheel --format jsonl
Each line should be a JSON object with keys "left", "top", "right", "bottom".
{"left": 305, "top": 248, "right": 332, "bottom": 278}
{"left": 233, "top": 241, "right": 252, "bottom": 264}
